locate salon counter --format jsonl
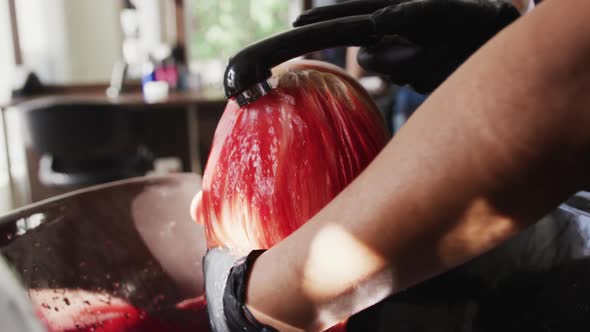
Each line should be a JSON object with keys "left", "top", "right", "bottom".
{"left": 1, "top": 86, "right": 227, "bottom": 203}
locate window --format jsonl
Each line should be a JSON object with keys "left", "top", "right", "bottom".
{"left": 12, "top": 0, "right": 122, "bottom": 85}
{"left": 0, "top": 0, "right": 15, "bottom": 213}
{"left": 0, "top": 0, "right": 14, "bottom": 104}
{"left": 186, "top": 0, "right": 302, "bottom": 87}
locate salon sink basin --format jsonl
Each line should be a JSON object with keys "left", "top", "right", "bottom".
{"left": 1, "top": 172, "right": 590, "bottom": 332}
{"left": 0, "top": 174, "right": 208, "bottom": 331}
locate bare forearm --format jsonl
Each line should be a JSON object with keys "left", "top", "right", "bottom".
{"left": 247, "top": 0, "right": 590, "bottom": 330}
{"left": 345, "top": 47, "right": 364, "bottom": 79}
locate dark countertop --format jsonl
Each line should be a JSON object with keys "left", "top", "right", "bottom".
{"left": 2, "top": 83, "right": 226, "bottom": 109}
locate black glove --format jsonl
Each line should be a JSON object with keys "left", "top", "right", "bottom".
{"left": 203, "top": 248, "right": 277, "bottom": 332}
{"left": 294, "top": 0, "right": 521, "bottom": 93}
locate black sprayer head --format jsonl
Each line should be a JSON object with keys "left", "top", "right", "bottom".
{"left": 223, "top": 15, "right": 380, "bottom": 107}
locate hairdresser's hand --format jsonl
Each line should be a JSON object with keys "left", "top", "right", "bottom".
{"left": 294, "top": 0, "right": 521, "bottom": 93}
{"left": 203, "top": 248, "right": 277, "bottom": 332}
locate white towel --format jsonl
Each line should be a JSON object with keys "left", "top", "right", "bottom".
{"left": 0, "top": 257, "right": 45, "bottom": 332}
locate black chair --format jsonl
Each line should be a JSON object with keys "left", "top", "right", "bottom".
{"left": 19, "top": 98, "right": 153, "bottom": 189}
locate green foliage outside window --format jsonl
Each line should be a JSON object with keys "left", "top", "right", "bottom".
{"left": 190, "top": 0, "right": 291, "bottom": 61}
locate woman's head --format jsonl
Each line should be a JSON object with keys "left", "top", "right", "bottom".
{"left": 193, "top": 60, "right": 389, "bottom": 253}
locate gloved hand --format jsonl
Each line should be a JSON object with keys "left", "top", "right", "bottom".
{"left": 294, "top": 0, "right": 521, "bottom": 93}
{"left": 203, "top": 248, "right": 277, "bottom": 332}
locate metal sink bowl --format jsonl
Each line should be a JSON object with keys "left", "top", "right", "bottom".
{"left": 1, "top": 171, "right": 590, "bottom": 332}
{"left": 0, "top": 174, "right": 208, "bottom": 331}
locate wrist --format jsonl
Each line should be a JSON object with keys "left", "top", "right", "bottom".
{"left": 223, "top": 250, "right": 279, "bottom": 332}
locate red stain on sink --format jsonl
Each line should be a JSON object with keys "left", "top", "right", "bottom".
{"left": 35, "top": 291, "right": 209, "bottom": 332}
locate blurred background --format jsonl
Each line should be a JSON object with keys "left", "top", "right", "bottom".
{"left": 0, "top": 0, "right": 397, "bottom": 215}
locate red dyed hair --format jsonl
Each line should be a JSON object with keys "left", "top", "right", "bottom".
{"left": 194, "top": 60, "right": 389, "bottom": 254}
